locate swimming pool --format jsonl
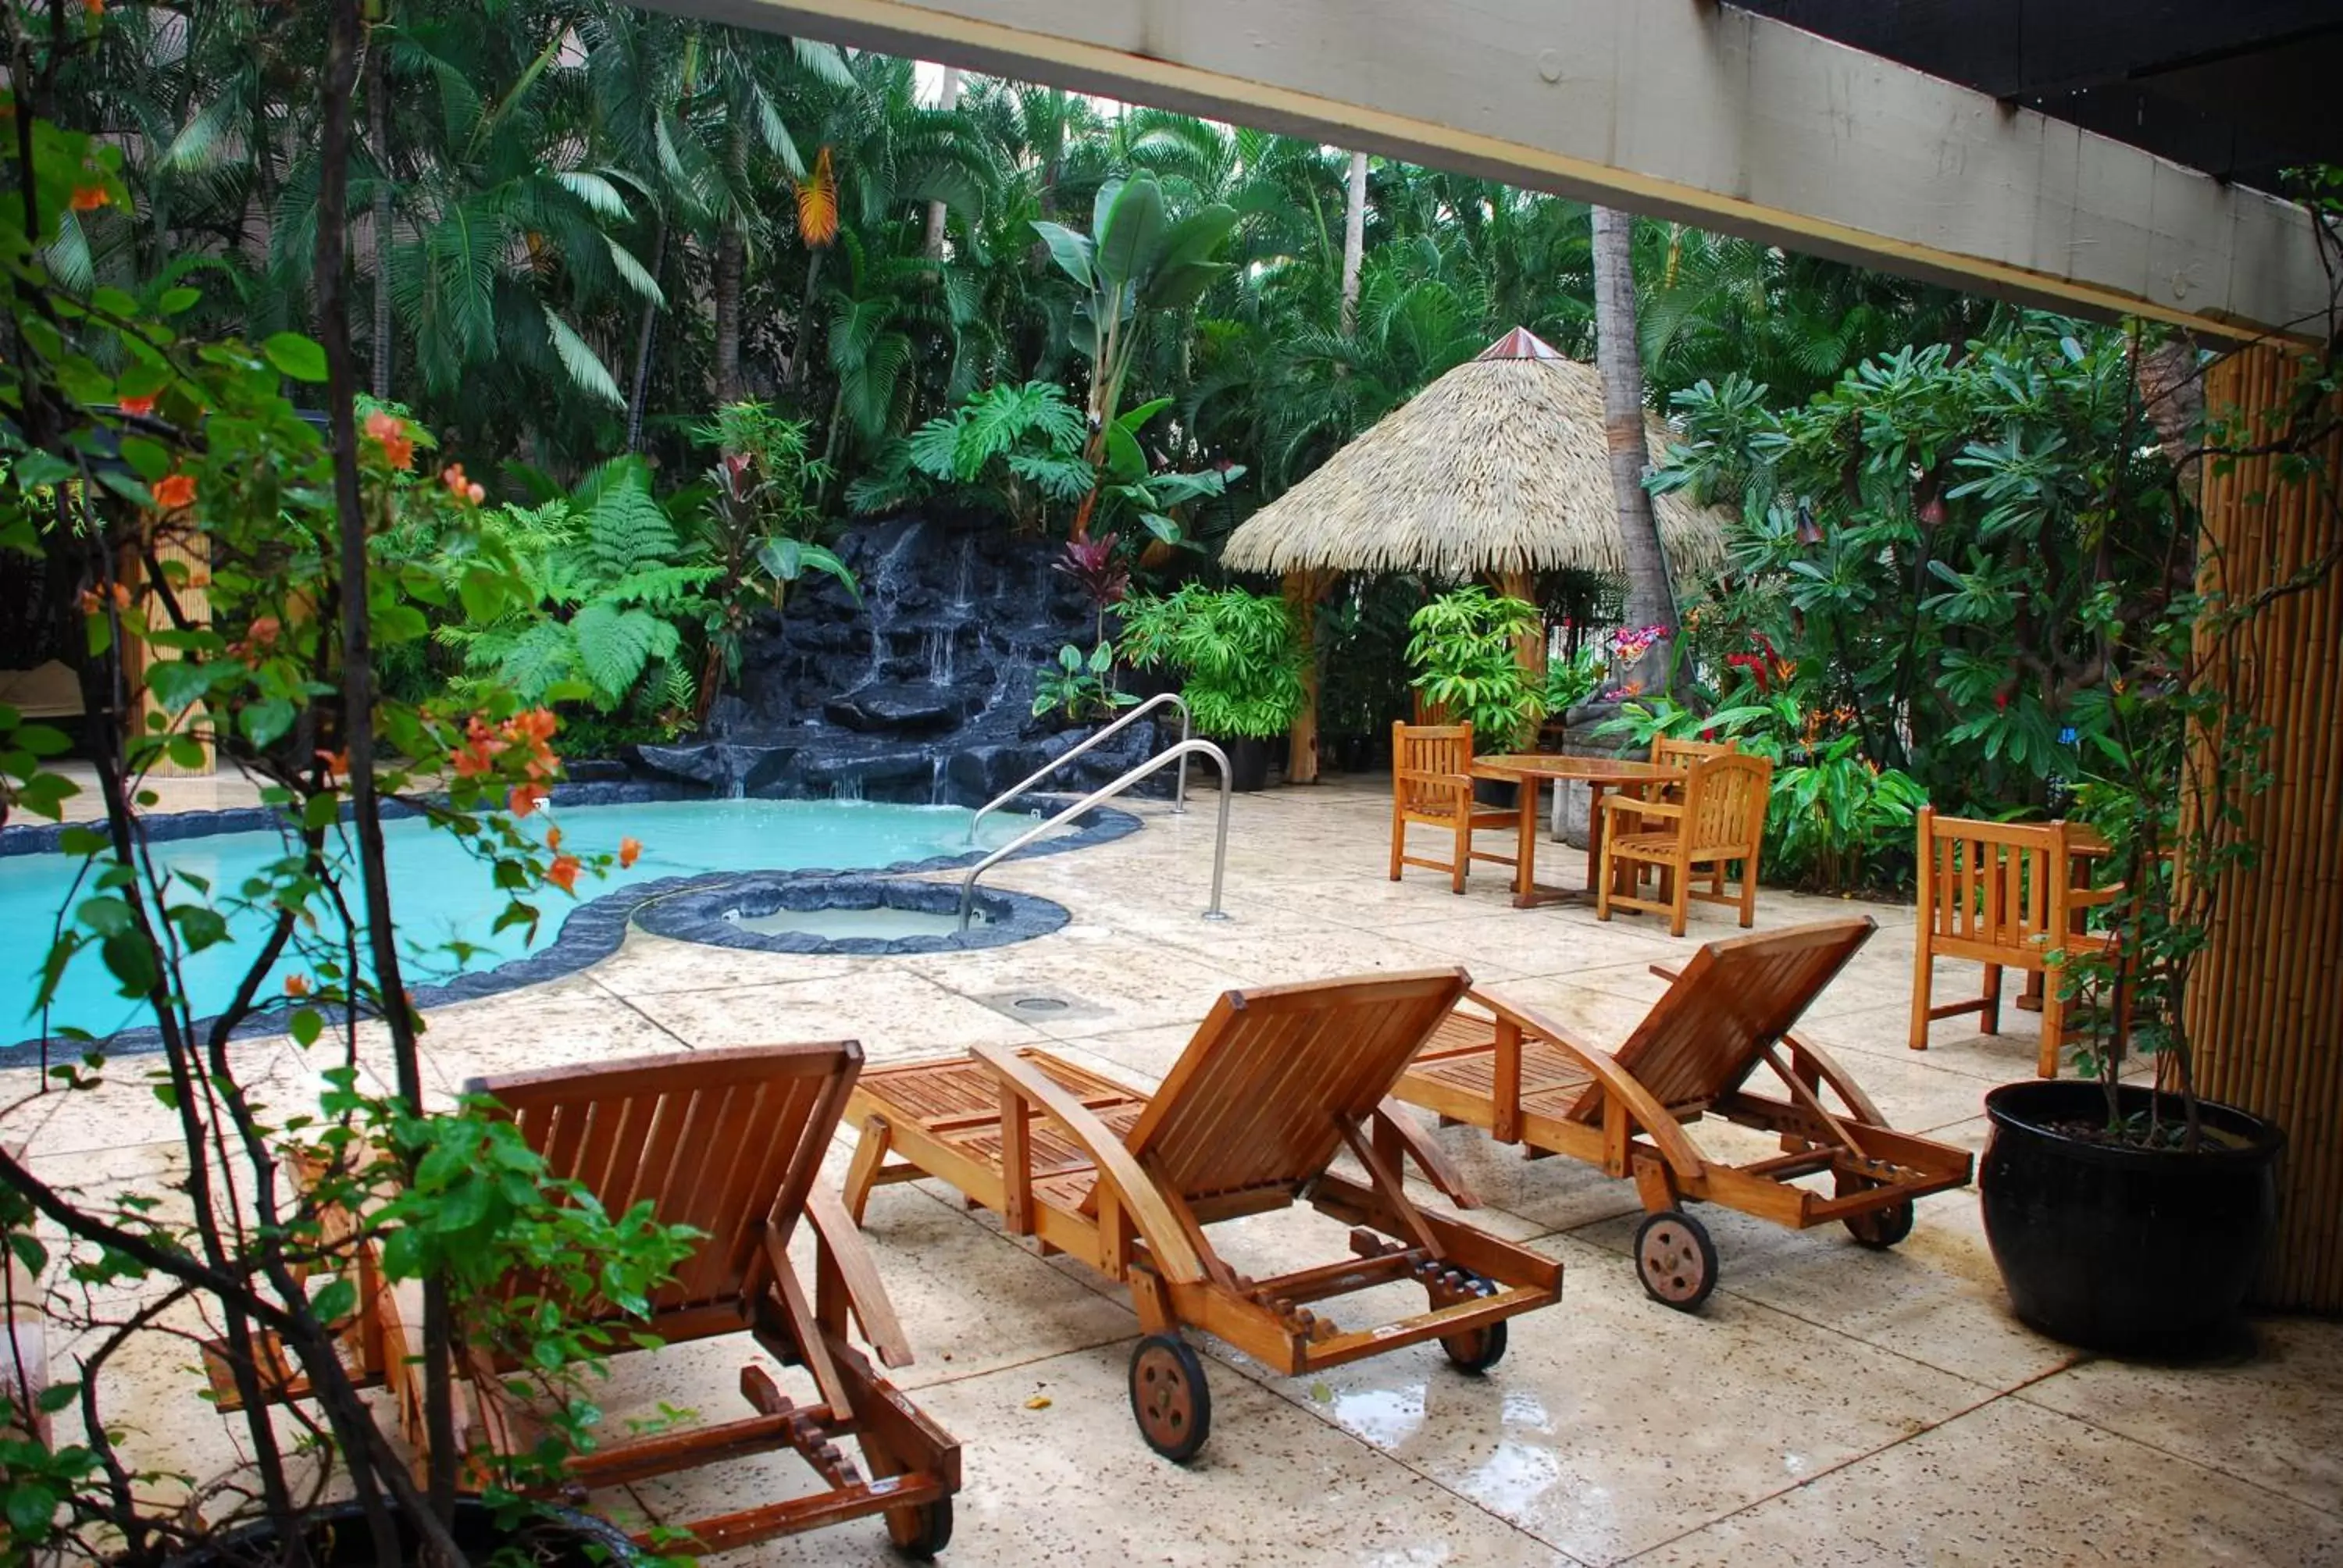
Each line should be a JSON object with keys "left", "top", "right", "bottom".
{"left": 0, "top": 796, "right": 1087, "bottom": 1047}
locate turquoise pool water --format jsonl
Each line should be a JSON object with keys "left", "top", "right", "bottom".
{"left": 1, "top": 798, "right": 1047, "bottom": 1044}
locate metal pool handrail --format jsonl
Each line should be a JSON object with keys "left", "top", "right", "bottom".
{"left": 958, "top": 739, "right": 1232, "bottom": 932}
{"left": 968, "top": 690, "right": 1191, "bottom": 842}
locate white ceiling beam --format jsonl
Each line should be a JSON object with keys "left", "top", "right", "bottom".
{"left": 642, "top": 0, "right": 2334, "bottom": 344}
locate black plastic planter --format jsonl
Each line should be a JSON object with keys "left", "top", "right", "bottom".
{"left": 1215, "top": 734, "right": 1275, "bottom": 792}
{"left": 1980, "top": 1079, "right": 2282, "bottom": 1355}
{"left": 170, "top": 1498, "right": 640, "bottom": 1568}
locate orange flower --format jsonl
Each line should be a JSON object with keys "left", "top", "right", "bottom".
{"left": 118, "top": 393, "right": 155, "bottom": 416}
{"left": 70, "top": 185, "right": 106, "bottom": 211}
{"left": 618, "top": 836, "right": 642, "bottom": 869}
{"left": 84, "top": 0, "right": 102, "bottom": 14}
{"left": 440, "top": 463, "right": 486, "bottom": 506}
{"left": 546, "top": 825, "right": 562, "bottom": 851}
{"left": 284, "top": 974, "right": 311, "bottom": 998}
{"left": 508, "top": 782, "right": 548, "bottom": 818}
{"left": 363, "top": 410, "right": 414, "bottom": 471}
{"left": 75, "top": 587, "right": 99, "bottom": 616}
{"left": 512, "top": 707, "right": 558, "bottom": 745}
{"left": 150, "top": 472, "right": 195, "bottom": 510}
{"left": 546, "top": 853, "right": 581, "bottom": 894}
{"left": 315, "top": 748, "right": 348, "bottom": 780}
{"left": 248, "top": 615, "right": 280, "bottom": 646}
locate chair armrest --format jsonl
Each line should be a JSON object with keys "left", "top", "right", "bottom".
{"left": 968, "top": 1045, "right": 1207, "bottom": 1286}
{"left": 1396, "top": 768, "right": 1473, "bottom": 794}
{"left": 1460, "top": 988, "right": 1706, "bottom": 1178}
{"left": 804, "top": 1184, "right": 915, "bottom": 1369}
{"left": 1599, "top": 794, "right": 1681, "bottom": 819}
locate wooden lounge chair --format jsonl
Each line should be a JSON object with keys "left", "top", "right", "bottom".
{"left": 840, "top": 970, "right": 1564, "bottom": 1461}
{"left": 1393, "top": 920, "right": 1973, "bottom": 1311}
{"left": 212, "top": 1044, "right": 960, "bottom": 1559}
{"left": 1910, "top": 807, "right": 2122, "bottom": 1078}
{"left": 1389, "top": 721, "right": 1519, "bottom": 893}
{"left": 1596, "top": 751, "right": 1773, "bottom": 935}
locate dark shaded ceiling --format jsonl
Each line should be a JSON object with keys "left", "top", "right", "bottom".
{"left": 1728, "top": 1, "right": 2343, "bottom": 198}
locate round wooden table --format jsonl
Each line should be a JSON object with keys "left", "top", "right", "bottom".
{"left": 1470, "top": 754, "right": 1684, "bottom": 908}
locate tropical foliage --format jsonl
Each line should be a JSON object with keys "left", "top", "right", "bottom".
{"left": 1118, "top": 585, "right": 1306, "bottom": 739}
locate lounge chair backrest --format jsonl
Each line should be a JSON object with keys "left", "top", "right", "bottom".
{"left": 1392, "top": 722, "right": 1475, "bottom": 814}
{"left": 1125, "top": 968, "right": 1472, "bottom": 1200}
{"left": 469, "top": 1042, "right": 861, "bottom": 1325}
{"left": 1683, "top": 753, "right": 1773, "bottom": 854}
{"left": 1571, "top": 919, "right": 1872, "bottom": 1118}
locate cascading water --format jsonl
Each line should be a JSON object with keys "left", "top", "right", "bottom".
{"left": 925, "top": 627, "right": 956, "bottom": 685}
{"left": 948, "top": 535, "right": 975, "bottom": 611}
{"left": 859, "top": 528, "right": 923, "bottom": 688}
{"left": 635, "top": 515, "right": 1167, "bottom": 806}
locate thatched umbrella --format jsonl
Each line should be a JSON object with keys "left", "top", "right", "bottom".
{"left": 1222, "top": 327, "right": 1731, "bottom": 781}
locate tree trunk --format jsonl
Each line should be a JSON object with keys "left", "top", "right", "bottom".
{"left": 922, "top": 66, "right": 961, "bottom": 261}
{"left": 787, "top": 244, "right": 826, "bottom": 389}
{"left": 366, "top": 28, "right": 392, "bottom": 400}
{"left": 1339, "top": 149, "right": 1368, "bottom": 336}
{"left": 626, "top": 223, "right": 667, "bottom": 451}
{"left": 1592, "top": 205, "right": 1678, "bottom": 692}
{"left": 713, "top": 225, "right": 745, "bottom": 405}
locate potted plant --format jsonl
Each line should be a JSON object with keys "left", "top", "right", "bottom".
{"left": 0, "top": 85, "right": 696, "bottom": 1565}
{"left": 1118, "top": 585, "right": 1306, "bottom": 791}
{"left": 1974, "top": 365, "right": 2295, "bottom": 1358}
{"left": 1404, "top": 587, "right": 1549, "bottom": 803}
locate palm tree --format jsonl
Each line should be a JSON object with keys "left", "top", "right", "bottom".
{"left": 1592, "top": 203, "right": 1677, "bottom": 683}
{"left": 1339, "top": 149, "right": 1368, "bottom": 334}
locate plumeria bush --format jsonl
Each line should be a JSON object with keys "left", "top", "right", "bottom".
{"left": 0, "top": 77, "right": 691, "bottom": 1566}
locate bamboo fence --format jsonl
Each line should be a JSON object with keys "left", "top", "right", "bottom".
{"left": 2188, "top": 344, "right": 2343, "bottom": 1310}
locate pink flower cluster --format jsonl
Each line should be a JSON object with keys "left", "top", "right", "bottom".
{"left": 1609, "top": 624, "right": 1669, "bottom": 663}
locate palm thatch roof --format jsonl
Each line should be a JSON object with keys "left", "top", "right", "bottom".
{"left": 1222, "top": 328, "right": 1730, "bottom": 582}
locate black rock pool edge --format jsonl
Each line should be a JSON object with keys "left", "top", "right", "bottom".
{"left": 0, "top": 784, "right": 1139, "bottom": 1067}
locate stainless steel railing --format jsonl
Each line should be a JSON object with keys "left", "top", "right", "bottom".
{"left": 968, "top": 691, "right": 1191, "bottom": 843}
{"left": 958, "top": 739, "right": 1232, "bottom": 932}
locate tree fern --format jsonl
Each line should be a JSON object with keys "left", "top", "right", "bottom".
{"left": 570, "top": 603, "right": 665, "bottom": 708}
{"left": 586, "top": 476, "right": 679, "bottom": 577}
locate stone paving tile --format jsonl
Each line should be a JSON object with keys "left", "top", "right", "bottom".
{"left": 1259, "top": 1235, "right": 1995, "bottom": 1567}
{"left": 623, "top": 968, "right": 1050, "bottom": 1063}
{"left": 14, "top": 775, "right": 2338, "bottom": 1566}
{"left": 2014, "top": 1313, "right": 2343, "bottom": 1516}
{"left": 1627, "top": 1395, "right": 2341, "bottom": 1567}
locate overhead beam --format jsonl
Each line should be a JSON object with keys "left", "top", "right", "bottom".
{"left": 643, "top": 0, "right": 2334, "bottom": 344}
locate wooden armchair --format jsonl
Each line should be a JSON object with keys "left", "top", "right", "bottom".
{"left": 1910, "top": 808, "right": 2122, "bottom": 1078}
{"left": 1389, "top": 721, "right": 1518, "bottom": 894}
{"left": 1544, "top": 735, "right": 1738, "bottom": 842}
{"left": 1596, "top": 752, "right": 1773, "bottom": 935}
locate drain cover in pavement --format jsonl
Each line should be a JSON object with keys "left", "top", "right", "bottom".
{"left": 971, "top": 987, "right": 1108, "bottom": 1024}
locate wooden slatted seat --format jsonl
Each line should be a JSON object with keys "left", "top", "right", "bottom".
{"left": 1909, "top": 807, "right": 2121, "bottom": 1078}
{"left": 1389, "top": 722, "right": 1518, "bottom": 893}
{"left": 1394, "top": 920, "right": 1974, "bottom": 1312}
{"left": 213, "top": 1044, "right": 960, "bottom": 1559}
{"left": 842, "top": 970, "right": 1563, "bottom": 1463}
{"left": 1597, "top": 751, "right": 1773, "bottom": 935}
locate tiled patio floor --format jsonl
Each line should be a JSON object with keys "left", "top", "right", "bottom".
{"left": 9, "top": 777, "right": 2339, "bottom": 1564}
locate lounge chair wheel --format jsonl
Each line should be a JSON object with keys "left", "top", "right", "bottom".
{"left": 1439, "top": 1318, "right": 1508, "bottom": 1374}
{"left": 1129, "top": 1333, "right": 1212, "bottom": 1462}
{"left": 1634, "top": 1210, "right": 1718, "bottom": 1312}
{"left": 886, "top": 1497, "right": 953, "bottom": 1559}
{"left": 1843, "top": 1199, "right": 1915, "bottom": 1250}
